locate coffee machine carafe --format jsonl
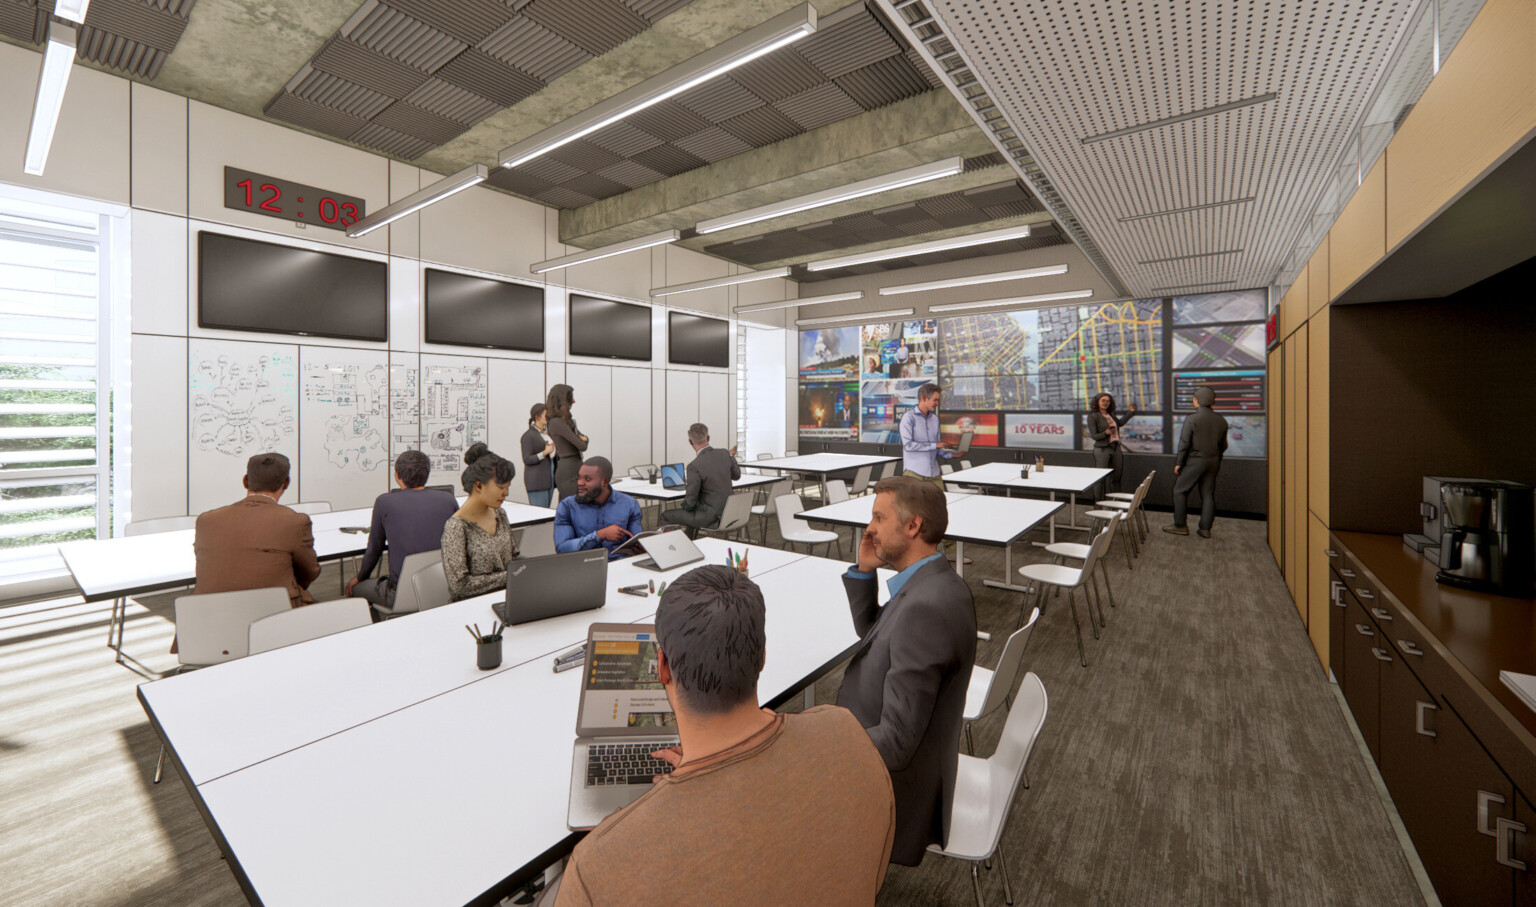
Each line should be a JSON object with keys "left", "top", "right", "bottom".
{"left": 1435, "top": 481, "right": 1534, "bottom": 597}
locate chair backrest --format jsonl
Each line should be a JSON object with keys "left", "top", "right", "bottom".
{"left": 960, "top": 460, "right": 973, "bottom": 471}
{"left": 981, "top": 672, "right": 1048, "bottom": 845}
{"left": 1081, "top": 512, "right": 1119, "bottom": 574}
{"left": 940, "top": 464, "right": 954, "bottom": 475}
{"left": 825, "top": 479, "right": 849, "bottom": 504}
{"left": 849, "top": 464, "right": 874, "bottom": 495}
{"left": 413, "top": 561, "right": 452, "bottom": 611}
{"left": 773, "top": 494, "right": 807, "bottom": 537}
{"left": 758, "top": 479, "right": 792, "bottom": 508}
{"left": 757, "top": 453, "right": 774, "bottom": 461}
{"left": 174, "top": 587, "right": 291, "bottom": 667}
{"left": 714, "top": 491, "right": 755, "bottom": 531}
{"left": 519, "top": 522, "right": 556, "bottom": 558}
{"left": 785, "top": 450, "right": 798, "bottom": 458}
{"left": 980, "top": 608, "right": 1040, "bottom": 718}
{"left": 249, "top": 599, "right": 371, "bottom": 654}
{"left": 125, "top": 515, "right": 197, "bottom": 537}
{"left": 288, "top": 501, "right": 331, "bottom": 515}
{"left": 877, "top": 461, "right": 898, "bottom": 481}
{"left": 386, "top": 549, "right": 443, "bottom": 615}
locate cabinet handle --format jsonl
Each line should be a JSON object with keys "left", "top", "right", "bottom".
{"left": 1340, "top": 569, "right": 1357, "bottom": 578}
{"left": 1399, "top": 639, "right": 1424, "bottom": 657}
{"left": 1478, "top": 790, "right": 1506, "bottom": 836}
{"left": 1495, "top": 818, "right": 1527, "bottom": 871}
{"left": 1357, "top": 589, "right": 1377, "bottom": 601}
{"left": 1414, "top": 700, "right": 1438, "bottom": 737}
{"left": 1371, "top": 647, "right": 1393, "bottom": 663}
{"left": 1330, "top": 580, "right": 1346, "bottom": 607}
{"left": 1355, "top": 623, "right": 1375, "bottom": 637}
{"left": 1369, "top": 606, "right": 1390, "bottom": 621}
{"left": 1326, "top": 548, "right": 1339, "bottom": 558}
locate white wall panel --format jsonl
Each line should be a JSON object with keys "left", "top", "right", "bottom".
{"left": 130, "top": 83, "right": 187, "bottom": 215}
{"left": 746, "top": 326, "right": 787, "bottom": 459}
{"left": 660, "top": 247, "right": 730, "bottom": 314}
{"left": 130, "top": 209, "right": 187, "bottom": 336}
{"left": 651, "top": 369, "right": 667, "bottom": 470}
{"left": 419, "top": 180, "right": 544, "bottom": 277}
{"left": 387, "top": 162, "right": 421, "bottom": 260}
{"left": 0, "top": 44, "right": 129, "bottom": 204}
{"left": 488, "top": 357, "right": 545, "bottom": 503}
{"left": 563, "top": 248, "right": 653, "bottom": 303}
{"left": 565, "top": 363, "right": 612, "bottom": 477}
{"left": 128, "top": 334, "right": 187, "bottom": 520}
{"left": 785, "top": 379, "right": 798, "bottom": 455}
{"left": 610, "top": 365, "right": 653, "bottom": 478}
{"left": 665, "top": 371, "right": 699, "bottom": 465}
{"left": 699, "top": 372, "right": 731, "bottom": 453}
{"left": 389, "top": 257, "right": 421, "bottom": 352}
{"left": 296, "top": 346, "right": 391, "bottom": 512}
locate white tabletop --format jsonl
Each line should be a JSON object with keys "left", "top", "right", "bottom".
{"left": 797, "top": 491, "right": 1062, "bottom": 546}
{"left": 139, "top": 539, "right": 805, "bottom": 786}
{"left": 942, "top": 461, "right": 1110, "bottom": 494}
{"left": 750, "top": 453, "right": 897, "bottom": 475}
{"left": 58, "top": 501, "right": 555, "bottom": 602}
{"left": 149, "top": 550, "right": 889, "bottom": 907}
{"left": 610, "top": 473, "right": 777, "bottom": 501}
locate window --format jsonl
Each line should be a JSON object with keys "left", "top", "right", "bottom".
{"left": 0, "top": 196, "right": 111, "bottom": 580}
{"left": 735, "top": 323, "right": 748, "bottom": 457}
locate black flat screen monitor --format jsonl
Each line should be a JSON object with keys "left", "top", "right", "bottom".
{"left": 568, "top": 294, "right": 652, "bottom": 361}
{"left": 425, "top": 269, "right": 544, "bottom": 351}
{"left": 198, "top": 232, "right": 387, "bottom": 342}
{"left": 667, "top": 311, "right": 730, "bottom": 368}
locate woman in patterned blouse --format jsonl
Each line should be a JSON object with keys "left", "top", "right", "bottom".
{"left": 442, "top": 443, "right": 518, "bottom": 601}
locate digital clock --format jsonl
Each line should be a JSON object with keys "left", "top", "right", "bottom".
{"left": 222, "top": 167, "right": 366, "bottom": 232}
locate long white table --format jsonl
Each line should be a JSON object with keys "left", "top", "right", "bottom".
{"left": 138, "top": 539, "right": 887, "bottom": 906}
{"left": 751, "top": 452, "right": 897, "bottom": 477}
{"left": 796, "top": 490, "right": 1061, "bottom": 593}
{"left": 610, "top": 473, "right": 777, "bottom": 502}
{"left": 941, "top": 462, "right": 1110, "bottom": 544}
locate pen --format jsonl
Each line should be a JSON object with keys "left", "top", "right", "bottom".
{"left": 473, "top": 623, "right": 483, "bottom": 642}
{"left": 555, "top": 645, "right": 584, "bottom": 663}
{"left": 618, "top": 588, "right": 646, "bottom": 598}
{"left": 728, "top": 547, "right": 735, "bottom": 565}
{"left": 465, "top": 625, "right": 480, "bottom": 643}
{"left": 649, "top": 579, "right": 655, "bottom": 594}
{"left": 554, "top": 658, "right": 584, "bottom": 673}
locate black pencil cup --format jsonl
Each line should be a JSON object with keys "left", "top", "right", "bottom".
{"left": 477, "top": 635, "right": 503, "bottom": 670}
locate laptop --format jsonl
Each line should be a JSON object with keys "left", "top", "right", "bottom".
{"left": 954, "top": 429, "right": 975, "bottom": 457}
{"left": 567, "top": 623, "right": 679, "bottom": 830}
{"left": 492, "top": 549, "right": 609, "bottom": 625}
{"left": 659, "top": 463, "right": 687, "bottom": 488}
{"left": 631, "top": 530, "right": 706, "bottom": 572}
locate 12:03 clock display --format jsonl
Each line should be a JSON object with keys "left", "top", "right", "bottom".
{"left": 223, "top": 167, "right": 366, "bottom": 232}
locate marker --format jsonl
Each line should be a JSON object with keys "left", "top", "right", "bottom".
{"left": 554, "top": 658, "right": 584, "bottom": 673}
{"left": 618, "top": 588, "right": 646, "bottom": 598}
{"left": 728, "top": 547, "right": 735, "bottom": 566}
{"left": 554, "top": 645, "right": 584, "bottom": 663}
{"left": 649, "top": 579, "right": 655, "bottom": 594}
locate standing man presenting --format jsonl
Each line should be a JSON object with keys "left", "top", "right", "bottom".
{"left": 837, "top": 477, "right": 976, "bottom": 865}
{"left": 899, "top": 383, "right": 953, "bottom": 491}
{"left": 660, "top": 423, "right": 740, "bottom": 537}
{"left": 1165, "top": 385, "right": 1229, "bottom": 538}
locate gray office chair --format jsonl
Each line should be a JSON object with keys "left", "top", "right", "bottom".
{"left": 519, "top": 522, "right": 556, "bottom": 558}
{"left": 848, "top": 464, "right": 875, "bottom": 496}
{"left": 412, "top": 562, "right": 453, "bottom": 611}
{"left": 367, "top": 550, "right": 442, "bottom": 620}
{"left": 699, "top": 491, "right": 755, "bottom": 543}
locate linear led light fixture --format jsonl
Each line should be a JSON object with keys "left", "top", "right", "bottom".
{"left": 1082, "top": 93, "right": 1278, "bottom": 145}
{"left": 652, "top": 266, "right": 791, "bottom": 297}
{"left": 531, "top": 230, "right": 680, "bottom": 274}
{"left": 347, "top": 164, "right": 488, "bottom": 237}
{"left": 928, "top": 289, "right": 1095, "bottom": 314}
{"left": 694, "top": 157, "right": 964, "bottom": 235}
{"left": 795, "top": 307, "right": 914, "bottom": 327}
{"left": 734, "top": 290, "right": 865, "bottom": 314}
{"left": 804, "top": 223, "right": 1033, "bottom": 272}
{"left": 54, "top": 0, "right": 90, "bottom": 24}
{"left": 23, "top": 25, "right": 77, "bottom": 177}
{"left": 878, "top": 263, "right": 1068, "bottom": 296}
{"left": 499, "top": 5, "right": 816, "bottom": 171}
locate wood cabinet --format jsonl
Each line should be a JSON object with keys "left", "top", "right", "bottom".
{"left": 1341, "top": 589, "right": 1382, "bottom": 761}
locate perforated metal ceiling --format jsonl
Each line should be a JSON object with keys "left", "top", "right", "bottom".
{"left": 922, "top": 0, "right": 1423, "bottom": 297}
{"left": 0, "top": 0, "right": 198, "bottom": 79}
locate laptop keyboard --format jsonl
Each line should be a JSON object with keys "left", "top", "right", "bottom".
{"left": 586, "top": 743, "right": 677, "bottom": 787}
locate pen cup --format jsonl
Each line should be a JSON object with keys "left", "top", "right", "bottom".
{"left": 1020, "top": 464, "right": 1031, "bottom": 479}
{"left": 476, "top": 635, "right": 503, "bottom": 671}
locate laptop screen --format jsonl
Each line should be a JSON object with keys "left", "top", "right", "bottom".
{"left": 660, "top": 463, "right": 686, "bottom": 488}
{"left": 579, "top": 627, "right": 676, "bottom": 733}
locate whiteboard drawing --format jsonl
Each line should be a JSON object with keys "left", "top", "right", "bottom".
{"left": 191, "top": 347, "right": 297, "bottom": 456}
{"left": 302, "top": 359, "right": 388, "bottom": 473}
{"left": 390, "top": 358, "right": 420, "bottom": 462}
{"left": 421, "top": 359, "right": 487, "bottom": 475}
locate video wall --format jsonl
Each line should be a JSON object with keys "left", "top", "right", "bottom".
{"left": 797, "top": 288, "right": 1268, "bottom": 457}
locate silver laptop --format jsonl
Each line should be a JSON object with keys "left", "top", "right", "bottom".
{"left": 954, "top": 429, "right": 975, "bottom": 457}
{"left": 567, "top": 623, "right": 679, "bottom": 830}
{"left": 660, "top": 463, "right": 687, "bottom": 488}
{"left": 492, "top": 549, "right": 608, "bottom": 625}
{"left": 632, "top": 530, "right": 706, "bottom": 571}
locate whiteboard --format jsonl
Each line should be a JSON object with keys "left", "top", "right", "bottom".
{"left": 420, "top": 354, "right": 488, "bottom": 488}
{"left": 188, "top": 339, "right": 299, "bottom": 513}
{"left": 566, "top": 363, "right": 611, "bottom": 473}
{"left": 298, "top": 347, "right": 391, "bottom": 511}
{"left": 390, "top": 352, "right": 420, "bottom": 466}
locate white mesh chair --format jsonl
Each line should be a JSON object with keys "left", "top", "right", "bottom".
{"left": 926, "top": 672, "right": 1048, "bottom": 907}
{"left": 751, "top": 479, "right": 793, "bottom": 544}
{"left": 756, "top": 453, "right": 775, "bottom": 460}
{"left": 962, "top": 607, "right": 1039, "bottom": 755}
{"left": 519, "top": 522, "right": 556, "bottom": 558}
{"left": 1045, "top": 511, "right": 1126, "bottom": 614}
{"left": 288, "top": 501, "right": 331, "bottom": 515}
{"left": 774, "top": 495, "right": 842, "bottom": 558}
{"left": 784, "top": 450, "right": 798, "bottom": 458}
{"left": 699, "top": 490, "right": 755, "bottom": 543}
{"left": 412, "top": 561, "right": 453, "bottom": 611}
{"left": 1017, "top": 522, "right": 1114, "bottom": 667}
{"left": 155, "top": 587, "right": 291, "bottom": 782}
{"left": 249, "top": 598, "right": 371, "bottom": 654}
{"left": 878, "top": 461, "right": 901, "bottom": 481}
{"left": 365, "top": 549, "right": 442, "bottom": 620}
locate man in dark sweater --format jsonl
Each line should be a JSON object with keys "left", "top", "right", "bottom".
{"left": 1165, "top": 385, "right": 1230, "bottom": 538}
{"left": 348, "top": 450, "right": 459, "bottom": 613}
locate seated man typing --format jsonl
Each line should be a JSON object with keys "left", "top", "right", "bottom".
{"left": 554, "top": 457, "right": 643, "bottom": 558}
{"left": 553, "top": 565, "right": 895, "bottom": 906}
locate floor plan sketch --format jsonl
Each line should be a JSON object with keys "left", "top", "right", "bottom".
{"left": 302, "top": 358, "right": 388, "bottom": 473}
{"left": 421, "top": 360, "right": 487, "bottom": 475}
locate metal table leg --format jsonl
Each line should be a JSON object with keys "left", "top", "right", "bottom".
{"left": 984, "top": 539, "right": 1040, "bottom": 595}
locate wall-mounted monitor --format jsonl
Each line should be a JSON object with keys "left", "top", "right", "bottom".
{"left": 425, "top": 269, "right": 544, "bottom": 352}
{"left": 667, "top": 311, "right": 730, "bottom": 368}
{"left": 197, "top": 232, "right": 387, "bottom": 342}
{"left": 568, "top": 294, "right": 652, "bottom": 361}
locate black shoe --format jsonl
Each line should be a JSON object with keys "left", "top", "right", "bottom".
{"left": 1162, "top": 525, "right": 1189, "bottom": 536}
{"left": 1197, "top": 529, "right": 1212, "bottom": 539}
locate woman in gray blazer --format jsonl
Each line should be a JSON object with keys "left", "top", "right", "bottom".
{"left": 545, "top": 383, "right": 588, "bottom": 499}
{"left": 1087, "top": 392, "right": 1138, "bottom": 495}
{"left": 520, "top": 403, "right": 556, "bottom": 508}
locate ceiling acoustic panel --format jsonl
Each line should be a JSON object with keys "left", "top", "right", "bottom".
{"left": 773, "top": 83, "right": 865, "bottom": 131}
{"left": 0, "top": 0, "right": 197, "bottom": 79}
{"left": 349, "top": 122, "right": 439, "bottom": 159}
{"left": 596, "top": 159, "right": 668, "bottom": 189}
{"left": 586, "top": 121, "right": 666, "bottom": 158}
{"left": 487, "top": 167, "right": 555, "bottom": 197}
{"left": 521, "top": 0, "right": 650, "bottom": 57}
{"left": 618, "top": 0, "right": 693, "bottom": 24}
{"left": 402, "top": 77, "right": 502, "bottom": 125}
{"left": 729, "top": 49, "right": 826, "bottom": 104}
{"left": 310, "top": 35, "right": 432, "bottom": 98}
{"left": 383, "top": 0, "right": 516, "bottom": 46}
{"left": 342, "top": 1, "right": 467, "bottom": 73}
{"left": 478, "top": 17, "right": 590, "bottom": 81}
{"left": 433, "top": 48, "right": 543, "bottom": 107}
{"left": 675, "top": 77, "right": 764, "bottom": 123}
{"left": 289, "top": 66, "right": 397, "bottom": 121}
{"left": 372, "top": 100, "right": 470, "bottom": 145}
{"left": 718, "top": 106, "right": 804, "bottom": 148}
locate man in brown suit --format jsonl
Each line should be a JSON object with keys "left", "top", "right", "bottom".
{"left": 193, "top": 452, "right": 320, "bottom": 608}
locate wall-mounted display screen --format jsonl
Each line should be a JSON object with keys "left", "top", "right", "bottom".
{"left": 569, "top": 294, "right": 652, "bottom": 361}
{"left": 1173, "top": 370, "right": 1266, "bottom": 412}
{"left": 198, "top": 232, "right": 387, "bottom": 342}
{"left": 425, "top": 269, "right": 544, "bottom": 352}
{"left": 799, "top": 380, "right": 859, "bottom": 441}
{"left": 799, "top": 326, "right": 860, "bottom": 380}
{"left": 1172, "top": 288, "right": 1266, "bottom": 325}
{"left": 667, "top": 311, "right": 730, "bottom": 368}
{"left": 1172, "top": 324, "right": 1265, "bottom": 368}
{"left": 940, "top": 412, "right": 1000, "bottom": 447}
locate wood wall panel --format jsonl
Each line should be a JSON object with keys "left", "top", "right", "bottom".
{"left": 1308, "top": 513, "right": 1331, "bottom": 673}
{"left": 1307, "top": 238, "right": 1330, "bottom": 314}
{"left": 1291, "top": 325, "right": 1309, "bottom": 622}
{"left": 1330, "top": 158, "right": 1388, "bottom": 297}
{"left": 1306, "top": 307, "right": 1330, "bottom": 526}
{"left": 1283, "top": 338, "right": 1299, "bottom": 600}
{"left": 1268, "top": 346, "right": 1284, "bottom": 565}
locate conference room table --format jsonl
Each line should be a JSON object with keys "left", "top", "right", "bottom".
{"left": 940, "top": 462, "right": 1111, "bottom": 545}
{"left": 137, "top": 538, "right": 890, "bottom": 906}
{"left": 58, "top": 501, "right": 556, "bottom": 670}
{"left": 749, "top": 452, "right": 899, "bottom": 498}
{"left": 610, "top": 473, "right": 778, "bottom": 502}
{"left": 796, "top": 490, "right": 1061, "bottom": 594}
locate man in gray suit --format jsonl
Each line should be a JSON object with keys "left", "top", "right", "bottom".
{"left": 661, "top": 423, "right": 740, "bottom": 536}
{"left": 838, "top": 477, "right": 977, "bottom": 865}
{"left": 1165, "top": 385, "right": 1230, "bottom": 538}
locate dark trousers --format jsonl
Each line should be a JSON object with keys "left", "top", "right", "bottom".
{"left": 1172, "top": 458, "right": 1220, "bottom": 531}
{"left": 661, "top": 506, "right": 719, "bottom": 538}
{"left": 1092, "top": 444, "right": 1124, "bottom": 496}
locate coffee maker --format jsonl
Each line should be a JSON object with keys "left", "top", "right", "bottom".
{"left": 1435, "top": 480, "right": 1535, "bottom": 597}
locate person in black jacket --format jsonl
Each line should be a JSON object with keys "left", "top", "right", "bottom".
{"left": 660, "top": 423, "right": 740, "bottom": 536}
{"left": 521, "top": 403, "right": 556, "bottom": 508}
{"left": 1165, "top": 385, "right": 1230, "bottom": 538}
{"left": 837, "top": 477, "right": 976, "bottom": 865}
{"left": 545, "top": 383, "right": 588, "bottom": 500}
{"left": 1087, "top": 392, "right": 1138, "bottom": 496}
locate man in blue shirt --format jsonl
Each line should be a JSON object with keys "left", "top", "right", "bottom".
{"left": 899, "top": 382, "right": 953, "bottom": 490}
{"left": 555, "top": 456, "right": 644, "bottom": 558}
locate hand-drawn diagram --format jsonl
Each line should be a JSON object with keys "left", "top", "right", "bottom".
{"left": 421, "top": 361, "right": 486, "bottom": 474}
{"left": 390, "top": 359, "right": 420, "bottom": 463}
{"left": 302, "top": 359, "right": 388, "bottom": 472}
{"left": 190, "top": 346, "right": 297, "bottom": 457}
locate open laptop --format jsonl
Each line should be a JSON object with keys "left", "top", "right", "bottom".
{"left": 659, "top": 463, "right": 687, "bottom": 488}
{"left": 567, "top": 623, "right": 679, "bottom": 830}
{"left": 954, "top": 429, "right": 975, "bottom": 457}
{"left": 631, "top": 530, "right": 706, "bottom": 572}
{"left": 492, "top": 549, "right": 608, "bottom": 625}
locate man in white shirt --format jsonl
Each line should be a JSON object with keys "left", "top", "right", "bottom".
{"left": 899, "top": 383, "right": 952, "bottom": 492}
